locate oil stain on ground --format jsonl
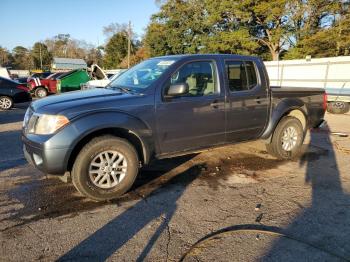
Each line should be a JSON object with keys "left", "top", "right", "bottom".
{"left": 198, "top": 146, "right": 329, "bottom": 190}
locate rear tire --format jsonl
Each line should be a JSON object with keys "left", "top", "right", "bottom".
{"left": 0, "top": 96, "right": 13, "bottom": 110}
{"left": 327, "top": 102, "right": 350, "bottom": 114}
{"left": 72, "top": 135, "right": 139, "bottom": 201}
{"left": 265, "top": 116, "right": 304, "bottom": 160}
{"left": 35, "top": 87, "right": 48, "bottom": 98}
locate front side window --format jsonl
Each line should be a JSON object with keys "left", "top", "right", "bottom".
{"left": 169, "top": 61, "right": 217, "bottom": 97}
{"left": 226, "top": 61, "right": 258, "bottom": 92}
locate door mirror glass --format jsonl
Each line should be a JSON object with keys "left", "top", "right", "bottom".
{"left": 167, "top": 83, "right": 189, "bottom": 97}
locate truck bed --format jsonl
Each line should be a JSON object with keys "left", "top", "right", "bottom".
{"left": 270, "top": 86, "right": 325, "bottom": 128}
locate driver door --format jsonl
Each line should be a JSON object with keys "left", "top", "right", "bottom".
{"left": 155, "top": 60, "right": 226, "bottom": 155}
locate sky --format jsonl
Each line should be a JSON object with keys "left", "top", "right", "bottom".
{"left": 0, "top": 0, "right": 159, "bottom": 50}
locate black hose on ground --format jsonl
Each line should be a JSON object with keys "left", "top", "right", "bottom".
{"left": 179, "top": 224, "right": 349, "bottom": 261}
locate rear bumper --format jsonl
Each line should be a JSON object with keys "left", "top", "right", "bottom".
{"left": 22, "top": 134, "right": 70, "bottom": 175}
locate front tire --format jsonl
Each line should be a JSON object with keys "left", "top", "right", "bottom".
{"left": 327, "top": 101, "right": 350, "bottom": 114}
{"left": 72, "top": 136, "right": 139, "bottom": 201}
{"left": 0, "top": 96, "right": 13, "bottom": 110}
{"left": 265, "top": 116, "right": 304, "bottom": 160}
{"left": 34, "top": 87, "right": 48, "bottom": 98}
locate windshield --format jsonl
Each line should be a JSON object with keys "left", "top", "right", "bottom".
{"left": 108, "top": 58, "right": 177, "bottom": 91}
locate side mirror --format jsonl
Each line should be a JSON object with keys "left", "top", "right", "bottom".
{"left": 166, "top": 83, "right": 189, "bottom": 97}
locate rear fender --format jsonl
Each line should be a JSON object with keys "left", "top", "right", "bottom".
{"left": 261, "top": 99, "right": 307, "bottom": 141}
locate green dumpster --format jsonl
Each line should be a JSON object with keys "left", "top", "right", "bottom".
{"left": 56, "top": 69, "right": 90, "bottom": 93}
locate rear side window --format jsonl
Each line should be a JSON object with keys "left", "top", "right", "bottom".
{"left": 226, "top": 61, "right": 258, "bottom": 92}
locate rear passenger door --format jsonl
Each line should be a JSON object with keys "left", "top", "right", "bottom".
{"left": 156, "top": 60, "right": 226, "bottom": 155}
{"left": 225, "top": 60, "right": 269, "bottom": 142}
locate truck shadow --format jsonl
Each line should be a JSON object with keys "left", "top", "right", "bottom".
{"left": 0, "top": 155, "right": 196, "bottom": 231}
{"left": 57, "top": 162, "right": 203, "bottom": 262}
{"left": 262, "top": 128, "right": 350, "bottom": 260}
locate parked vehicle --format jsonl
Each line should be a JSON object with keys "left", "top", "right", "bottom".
{"left": 265, "top": 56, "right": 350, "bottom": 114}
{"left": 0, "top": 67, "right": 11, "bottom": 79}
{"left": 27, "top": 67, "right": 107, "bottom": 97}
{"left": 82, "top": 67, "right": 126, "bottom": 89}
{"left": 0, "top": 76, "right": 31, "bottom": 110}
{"left": 28, "top": 71, "right": 52, "bottom": 81}
{"left": 27, "top": 69, "right": 90, "bottom": 97}
{"left": 15, "top": 77, "right": 29, "bottom": 84}
{"left": 22, "top": 55, "right": 326, "bottom": 201}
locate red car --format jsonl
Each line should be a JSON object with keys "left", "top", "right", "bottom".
{"left": 27, "top": 72, "right": 63, "bottom": 97}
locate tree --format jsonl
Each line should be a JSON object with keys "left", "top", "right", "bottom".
{"left": 12, "top": 46, "right": 32, "bottom": 69}
{"left": 119, "top": 47, "right": 150, "bottom": 68}
{"left": 144, "top": 0, "right": 209, "bottom": 55}
{"left": 0, "top": 46, "right": 13, "bottom": 67}
{"left": 144, "top": 0, "right": 284, "bottom": 59}
{"left": 284, "top": 0, "right": 350, "bottom": 59}
{"left": 103, "top": 22, "right": 129, "bottom": 40}
{"left": 103, "top": 32, "right": 134, "bottom": 69}
{"left": 31, "top": 42, "right": 52, "bottom": 69}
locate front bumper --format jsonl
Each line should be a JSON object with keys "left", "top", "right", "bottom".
{"left": 22, "top": 134, "right": 70, "bottom": 175}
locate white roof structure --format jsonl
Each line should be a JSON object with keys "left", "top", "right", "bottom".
{"left": 52, "top": 57, "right": 87, "bottom": 70}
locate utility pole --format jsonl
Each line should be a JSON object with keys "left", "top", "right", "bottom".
{"left": 127, "top": 21, "right": 131, "bottom": 69}
{"left": 39, "top": 43, "right": 43, "bottom": 70}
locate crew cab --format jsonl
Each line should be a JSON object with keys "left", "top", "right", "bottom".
{"left": 22, "top": 55, "right": 326, "bottom": 201}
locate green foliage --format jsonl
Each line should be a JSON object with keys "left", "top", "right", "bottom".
{"left": 31, "top": 42, "right": 52, "bottom": 70}
{"left": 284, "top": 0, "right": 350, "bottom": 59}
{"left": 145, "top": 0, "right": 350, "bottom": 61}
{"left": 0, "top": 46, "right": 13, "bottom": 67}
{"left": 103, "top": 32, "right": 135, "bottom": 69}
{"left": 12, "top": 46, "right": 32, "bottom": 69}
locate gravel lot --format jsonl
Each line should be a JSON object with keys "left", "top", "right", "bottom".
{"left": 1, "top": 103, "right": 350, "bottom": 261}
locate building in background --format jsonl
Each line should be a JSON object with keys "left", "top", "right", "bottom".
{"left": 51, "top": 57, "right": 87, "bottom": 71}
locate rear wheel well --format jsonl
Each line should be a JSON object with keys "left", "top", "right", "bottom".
{"left": 286, "top": 109, "right": 306, "bottom": 130}
{"left": 67, "top": 128, "right": 145, "bottom": 171}
{"left": 265, "top": 108, "right": 307, "bottom": 143}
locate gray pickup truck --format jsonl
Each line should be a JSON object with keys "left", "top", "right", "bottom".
{"left": 22, "top": 54, "right": 326, "bottom": 201}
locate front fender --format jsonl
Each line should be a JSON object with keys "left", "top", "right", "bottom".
{"left": 261, "top": 99, "right": 307, "bottom": 140}
{"left": 44, "top": 111, "right": 153, "bottom": 170}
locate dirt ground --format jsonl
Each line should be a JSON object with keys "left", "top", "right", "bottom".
{"left": 1, "top": 104, "right": 350, "bottom": 261}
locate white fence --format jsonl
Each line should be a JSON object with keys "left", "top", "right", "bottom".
{"left": 264, "top": 56, "right": 350, "bottom": 94}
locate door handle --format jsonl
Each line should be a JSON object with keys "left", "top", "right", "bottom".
{"left": 210, "top": 100, "right": 220, "bottom": 109}
{"left": 255, "top": 97, "right": 262, "bottom": 104}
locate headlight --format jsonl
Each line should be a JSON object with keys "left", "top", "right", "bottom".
{"left": 26, "top": 114, "right": 70, "bottom": 135}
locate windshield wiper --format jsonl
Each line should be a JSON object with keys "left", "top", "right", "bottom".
{"left": 108, "top": 85, "right": 144, "bottom": 95}
{"left": 117, "top": 86, "right": 132, "bottom": 93}
{"left": 109, "top": 85, "right": 133, "bottom": 93}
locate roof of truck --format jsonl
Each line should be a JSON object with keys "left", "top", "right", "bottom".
{"left": 152, "top": 54, "right": 261, "bottom": 60}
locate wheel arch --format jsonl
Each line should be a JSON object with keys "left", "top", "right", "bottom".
{"left": 66, "top": 127, "right": 150, "bottom": 172}
{"left": 261, "top": 99, "right": 308, "bottom": 142}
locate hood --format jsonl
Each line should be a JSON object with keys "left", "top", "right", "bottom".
{"left": 31, "top": 88, "right": 135, "bottom": 116}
